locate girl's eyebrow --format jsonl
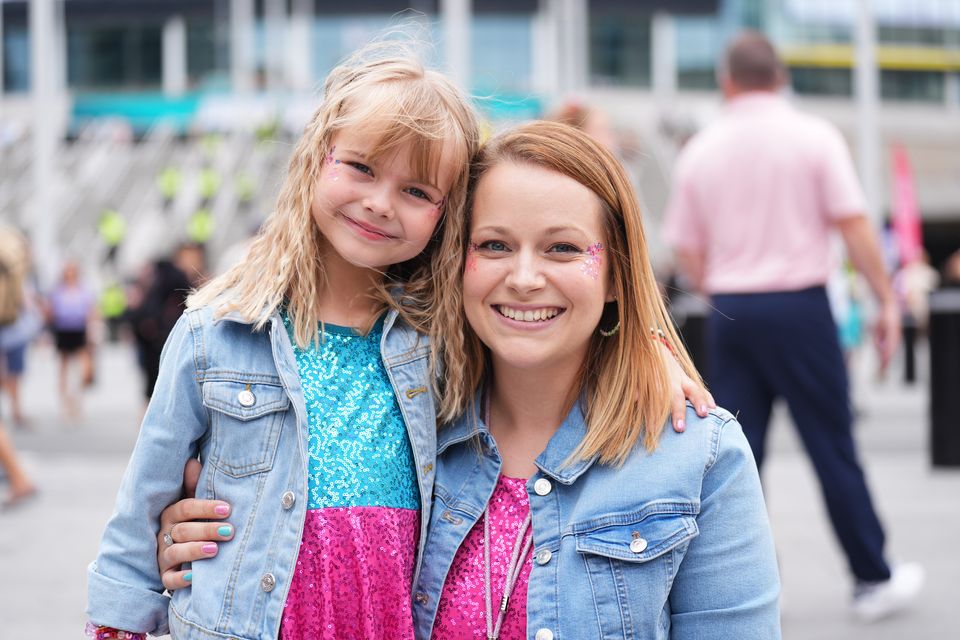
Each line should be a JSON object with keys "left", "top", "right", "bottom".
{"left": 337, "top": 148, "right": 367, "bottom": 159}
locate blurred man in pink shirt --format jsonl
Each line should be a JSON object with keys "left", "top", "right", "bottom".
{"left": 664, "top": 31, "right": 921, "bottom": 622}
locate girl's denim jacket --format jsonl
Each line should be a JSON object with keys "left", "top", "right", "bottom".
{"left": 87, "top": 305, "right": 437, "bottom": 639}
{"left": 413, "top": 397, "right": 781, "bottom": 640}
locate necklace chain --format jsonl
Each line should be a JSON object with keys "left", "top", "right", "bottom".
{"left": 483, "top": 390, "right": 535, "bottom": 640}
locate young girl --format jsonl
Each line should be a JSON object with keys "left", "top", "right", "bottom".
{"left": 412, "top": 121, "right": 780, "bottom": 638}
{"left": 86, "top": 47, "right": 480, "bottom": 639}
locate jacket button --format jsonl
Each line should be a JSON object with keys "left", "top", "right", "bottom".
{"left": 281, "top": 491, "right": 296, "bottom": 510}
{"left": 535, "top": 629, "right": 554, "bottom": 640}
{"left": 630, "top": 537, "right": 648, "bottom": 553}
{"left": 533, "top": 478, "right": 552, "bottom": 496}
{"left": 260, "top": 573, "right": 276, "bottom": 592}
{"left": 535, "top": 549, "right": 552, "bottom": 565}
{"left": 414, "top": 592, "right": 428, "bottom": 605}
{"left": 238, "top": 389, "right": 256, "bottom": 407}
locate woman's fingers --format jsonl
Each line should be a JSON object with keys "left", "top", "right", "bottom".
{"left": 162, "top": 568, "right": 194, "bottom": 591}
{"left": 160, "top": 498, "right": 231, "bottom": 533}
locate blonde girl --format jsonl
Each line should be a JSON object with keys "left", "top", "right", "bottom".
{"left": 87, "top": 45, "right": 478, "bottom": 640}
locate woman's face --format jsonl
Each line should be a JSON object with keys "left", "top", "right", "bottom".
{"left": 463, "top": 161, "right": 614, "bottom": 375}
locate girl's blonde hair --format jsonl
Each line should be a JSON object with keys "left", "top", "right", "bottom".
{"left": 189, "top": 43, "right": 480, "bottom": 348}
{"left": 436, "top": 121, "right": 703, "bottom": 465}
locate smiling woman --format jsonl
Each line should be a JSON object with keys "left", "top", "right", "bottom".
{"left": 415, "top": 121, "right": 782, "bottom": 639}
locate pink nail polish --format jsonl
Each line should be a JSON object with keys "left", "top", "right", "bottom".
{"left": 202, "top": 543, "right": 218, "bottom": 554}
{"left": 214, "top": 504, "right": 230, "bottom": 516}
{"left": 676, "top": 419, "right": 685, "bottom": 432}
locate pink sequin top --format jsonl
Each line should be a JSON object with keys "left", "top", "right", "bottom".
{"left": 432, "top": 475, "right": 533, "bottom": 639}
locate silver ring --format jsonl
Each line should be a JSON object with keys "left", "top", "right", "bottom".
{"left": 163, "top": 532, "right": 174, "bottom": 547}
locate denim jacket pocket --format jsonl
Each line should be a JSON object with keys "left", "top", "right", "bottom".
{"left": 202, "top": 377, "right": 289, "bottom": 478}
{"left": 573, "top": 507, "right": 699, "bottom": 637}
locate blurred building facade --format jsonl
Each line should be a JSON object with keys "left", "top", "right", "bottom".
{"left": 1, "top": 0, "right": 959, "bottom": 272}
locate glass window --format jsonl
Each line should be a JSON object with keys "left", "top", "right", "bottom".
{"left": 67, "top": 25, "right": 162, "bottom": 90}
{"left": 590, "top": 15, "right": 651, "bottom": 87}
{"left": 3, "top": 25, "right": 29, "bottom": 93}
{"left": 880, "top": 69, "right": 945, "bottom": 102}
{"left": 789, "top": 66, "right": 853, "bottom": 96}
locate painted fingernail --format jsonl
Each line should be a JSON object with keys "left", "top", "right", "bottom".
{"left": 218, "top": 525, "right": 233, "bottom": 537}
{"left": 202, "top": 543, "right": 218, "bottom": 555}
{"left": 184, "top": 572, "right": 193, "bottom": 582}
{"left": 214, "top": 504, "right": 230, "bottom": 516}
{"left": 676, "top": 419, "right": 685, "bottom": 432}
{"left": 699, "top": 404, "right": 708, "bottom": 414}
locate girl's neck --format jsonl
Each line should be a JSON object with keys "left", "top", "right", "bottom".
{"left": 315, "top": 244, "right": 385, "bottom": 328}
{"left": 486, "top": 359, "right": 581, "bottom": 479}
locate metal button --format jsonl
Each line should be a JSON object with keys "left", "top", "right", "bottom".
{"left": 260, "top": 573, "right": 276, "bottom": 592}
{"left": 414, "top": 592, "right": 428, "bottom": 605}
{"left": 630, "top": 537, "right": 648, "bottom": 554}
{"left": 535, "top": 629, "right": 554, "bottom": 640}
{"left": 533, "top": 478, "right": 552, "bottom": 496}
{"left": 535, "top": 549, "right": 552, "bottom": 565}
{"left": 238, "top": 389, "right": 256, "bottom": 407}
{"left": 281, "top": 491, "right": 295, "bottom": 510}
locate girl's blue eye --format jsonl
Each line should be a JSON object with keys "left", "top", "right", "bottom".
{"left": 348, "top": 162, "right": 372, "bottom": 176}
{"left": 406, "top": 187, "right": 430, "bottom": 201}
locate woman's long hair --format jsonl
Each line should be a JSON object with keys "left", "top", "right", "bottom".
{"left": 436, "top": 121, "right": 703, "bottom": 465}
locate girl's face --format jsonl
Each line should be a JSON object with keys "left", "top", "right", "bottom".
{"left": 463, "top": 161, "right": 614, "bottom": 375}
{"left": 312, "top": 128, "right": 455, "bottom": 271}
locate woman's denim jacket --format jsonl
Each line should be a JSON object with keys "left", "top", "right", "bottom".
{"left": 87, "top": 305, "right": 438, "bottom": 639}
{"left": 413, "top": 398, "right": 781, "bottom": 640}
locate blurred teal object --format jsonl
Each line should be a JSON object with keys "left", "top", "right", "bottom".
{"left": 71, "top": 92, "right": 202, "bottom": 135}
{"left": 473, "top": 93, "right": 543, "bottom": 122}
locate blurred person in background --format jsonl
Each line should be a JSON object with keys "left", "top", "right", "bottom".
{"left": 546, "top": 101, "right": 619, "bottom": 152}
{"left": 128, "top": 244, "right": 206, "bottom": 402}
{"left": 941, "top": 248, "right": 960, "bottom": 287}
{"left": 0, "top": 236, "right": 43, "bottom": 428}
{"left": 46, "top": 260, "right": 97, "bottom": 420}
{"left": 0, "top": 224, "right": 37, "bottom": 508}
{"left": 663, "top": 31, "right": 922, "bottom": 622}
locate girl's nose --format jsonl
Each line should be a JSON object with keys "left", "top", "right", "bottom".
{"left": 363, "top": 185, "right": 395, "bottom": 218}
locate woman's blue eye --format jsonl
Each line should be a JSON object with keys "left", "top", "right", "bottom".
{"left": 479, "top": 240, "right": 508, "bottom": 252}
{"left": 551, "top": 243, "right": 581, "bottom": 254}
{"left": 348, "top": 162, "right": 372, "bottom": 176}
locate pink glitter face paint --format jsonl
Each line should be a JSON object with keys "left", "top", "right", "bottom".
{"left": 580, "top": 243, "right": 603, "bottom": 280}
{"left": 325, "top": 145, "right": 341, "bottom": 181}
{"left": 465, "top": 243, "right": 480, "bottom": 272}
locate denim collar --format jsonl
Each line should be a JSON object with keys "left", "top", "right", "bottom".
{"left": 437, "top": 389, "right": 599, "bottom": 485}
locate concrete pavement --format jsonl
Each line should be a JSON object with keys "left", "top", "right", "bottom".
{"left": 0, "top": 337, "right": 956, "bottom": 638}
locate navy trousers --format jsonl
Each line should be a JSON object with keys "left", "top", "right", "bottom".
{"left": 707, "top": 286, "right": 891, "bottom": 583}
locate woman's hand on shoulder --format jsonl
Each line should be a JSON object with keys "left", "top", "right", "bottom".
{"left": 660, "top": 341, "right": 715, "bottom": 432}
{"left": 157, "top": 458, "right": 234, "bottom": 591}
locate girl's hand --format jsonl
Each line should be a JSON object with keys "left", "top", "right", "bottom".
{"left": 659, "top": 341, "right": 715, "bottom": 432}
{"left": 157, "top": 458, "right": 234, "bottom": 591}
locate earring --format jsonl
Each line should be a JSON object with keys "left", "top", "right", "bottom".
{"left": 598, "top": 301, "right": 620, "bottom": 337}
{"left": 599, "top": 322, "right": 620, "bottom": 337}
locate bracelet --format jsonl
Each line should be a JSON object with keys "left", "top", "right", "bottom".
{"left": 85, "top": 622, "right": 146, "bottom": 640}
{"left": 650, "top": 327, "right": 677, "bottom": 359}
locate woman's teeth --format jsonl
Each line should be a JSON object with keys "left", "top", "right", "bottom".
{"left": 497, "top": 306, "right": 562, "bottom": 322}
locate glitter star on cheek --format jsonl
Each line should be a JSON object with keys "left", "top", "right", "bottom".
{"left": 580, "top": 243, "right": 604, "bottom": 280}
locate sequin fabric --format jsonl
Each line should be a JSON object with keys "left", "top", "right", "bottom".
{"left": 280, "top": 313, "right": 420, "bottom": 640}
{"left": 432, "top": 475, "right": 532, "bottom": 640}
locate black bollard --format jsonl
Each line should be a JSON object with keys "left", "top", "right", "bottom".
{"left": 929, "top": 288, "right": 960, "bottom": 467}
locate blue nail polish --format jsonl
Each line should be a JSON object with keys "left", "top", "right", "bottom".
{"left": 184, "top": 572, "right": 192, "bottom": 582}
{"left": 218, "top": 525, "right": 232, "bottom": 537}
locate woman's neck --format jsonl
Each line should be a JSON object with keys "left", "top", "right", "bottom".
{"left": 486, "top": 359, "right": 581, "bottom": 479}
{"left": 314, "top": 245, "right": 384, "bottom": 327}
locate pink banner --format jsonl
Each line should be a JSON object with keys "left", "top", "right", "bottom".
{"left": 891, "top": 144, "right": 923, "bottom": 265}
